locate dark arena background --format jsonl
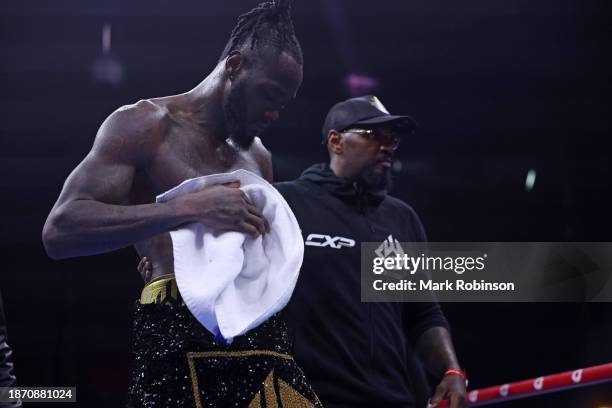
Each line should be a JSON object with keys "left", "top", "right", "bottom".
{"left": 2, "top": 0, "right": 611, "bottom": 406}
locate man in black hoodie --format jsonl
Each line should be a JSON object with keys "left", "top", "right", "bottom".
{"left": 139, "top": 96, "right": 467, "bottom": 407}
{"left": 275, "top": 95, "right": 466, "bottom": 408}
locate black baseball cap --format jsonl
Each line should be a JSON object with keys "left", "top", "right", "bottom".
{"left": 321, "top": 95, "right": 417, "bottom": 143}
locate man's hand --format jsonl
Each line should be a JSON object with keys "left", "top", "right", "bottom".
{"left": 137, "top": 256, "right": 153, "bottom": 283}
{"left": 174, "top": 181, "right": 270, "bottom": 236}
{"left": 428, "top": 374, "right": 467, "bottom": 408}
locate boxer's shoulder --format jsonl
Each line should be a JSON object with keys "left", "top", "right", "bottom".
{"left": 93, "top": 99, "right": 168, "bottom": 164}
{"left": 249, "top": 137, "right": 273, "bottom": 181}
{"left": 112, "top": 98, "right": 167, "bottom": 130}
{"left": 248, "top": 136, "right": 268, "bottom": 154}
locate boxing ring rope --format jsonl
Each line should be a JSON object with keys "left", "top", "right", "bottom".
{"left": 437, "top": 362, "right": 612, "bottom": 407}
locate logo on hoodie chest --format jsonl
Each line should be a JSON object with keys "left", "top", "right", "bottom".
{"left": 304, "top": 233, "right": 356, "bottom": 249}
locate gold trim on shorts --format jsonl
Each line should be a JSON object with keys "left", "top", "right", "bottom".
{"left": 186, "top": 351, "right": 316, "bottom": 408}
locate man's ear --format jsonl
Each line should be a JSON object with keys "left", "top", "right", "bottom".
{"left": 225, "top": 51, "right": 244, "bottom": 81}
{"left": 328, "top": 130, "right": 343, "bottom": 155}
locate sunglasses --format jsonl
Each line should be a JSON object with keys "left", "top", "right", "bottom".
{"left": 341, "top": 128, "right": 401, "bottom": 150}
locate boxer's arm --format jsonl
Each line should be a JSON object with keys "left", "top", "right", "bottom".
{"left": 42, "top": 103, "right": 188, "bottom": 259}
{"left": 43, "top": 104, "right": 268, "bottom": 260}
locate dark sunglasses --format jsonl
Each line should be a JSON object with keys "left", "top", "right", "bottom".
{"left": 341, "top": 127, "right": 401, "bottom": 150}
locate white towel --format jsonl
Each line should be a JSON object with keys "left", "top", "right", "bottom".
{"left": 156, "top": 169, "right": 304, "bottom": 343}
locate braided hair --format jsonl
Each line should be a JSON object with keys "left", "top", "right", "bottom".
{"left": 219, "top": 0, "right": 303, "bottom": 65}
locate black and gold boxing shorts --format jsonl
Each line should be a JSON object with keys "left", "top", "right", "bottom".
{"left": 127, "top": 275, "right": 322, "bottom": 408}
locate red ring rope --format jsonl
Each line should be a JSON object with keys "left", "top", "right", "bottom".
{"left": 436, "top": 361, "right": 612, "bottom": 407}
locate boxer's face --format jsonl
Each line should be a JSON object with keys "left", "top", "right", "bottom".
{"left": 223, "top": 50, "right": 302, "bottom": 149}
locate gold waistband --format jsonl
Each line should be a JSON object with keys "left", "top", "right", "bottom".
{"left": 140, "top": 274, "right": 182, "bottom": 305}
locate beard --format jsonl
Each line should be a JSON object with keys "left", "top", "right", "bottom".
{"left": 223, "top": 80, "right": 255, "bottom": 150}
{"left": 356, "top": 165, "right": 393, "bottom": 193}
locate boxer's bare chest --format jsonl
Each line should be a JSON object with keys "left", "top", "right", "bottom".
{"left": 130, "top": 119, "right": 264, "bottom": 203}
{"left": 129, "top": 117, "right": 268, "bottom": 280}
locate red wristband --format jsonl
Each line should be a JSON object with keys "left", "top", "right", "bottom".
{"left": 444, "top": 368, "right": 468, "bottom": 387}
{"left": 444, "top": 369, "right": 466, "bottom": 380}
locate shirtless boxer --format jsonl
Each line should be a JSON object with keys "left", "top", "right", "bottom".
{"left": 43, "top": 2, "right": 322, "bottom": 406}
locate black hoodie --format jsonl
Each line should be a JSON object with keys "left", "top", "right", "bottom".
{"left": 276, "top": 163, "right": 450, "bottom": 408}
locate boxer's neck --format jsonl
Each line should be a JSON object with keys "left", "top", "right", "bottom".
{"left": 184, "top": 65, "right": 228, "bottom": 143}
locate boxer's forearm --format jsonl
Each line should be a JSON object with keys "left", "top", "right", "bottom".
{"left": 42, "top": 199, "right": 186, "bottom": 260}
{"left": 415, "top": 326, "right": 461, "bottom": 378}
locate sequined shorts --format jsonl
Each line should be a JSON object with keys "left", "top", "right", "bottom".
{"left": 127, "top": 276, "right": 322, "bottom": 408}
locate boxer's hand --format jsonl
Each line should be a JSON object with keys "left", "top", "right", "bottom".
{"left": 428, "top": 374, "right": 466, "bottom": 408}
{"left": 173, "top": 181, "right": 269, "bottom": 236}
{"left": 137, "top": 256, "right": 152, "bottom": 283}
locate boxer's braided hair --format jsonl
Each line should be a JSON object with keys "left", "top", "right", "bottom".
{"left": 219, "top": 0, "right": 302, "bottom": 64}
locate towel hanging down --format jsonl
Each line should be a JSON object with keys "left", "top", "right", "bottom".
{"left": 156, "top": 169, "right": 304, "bottom": 343}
